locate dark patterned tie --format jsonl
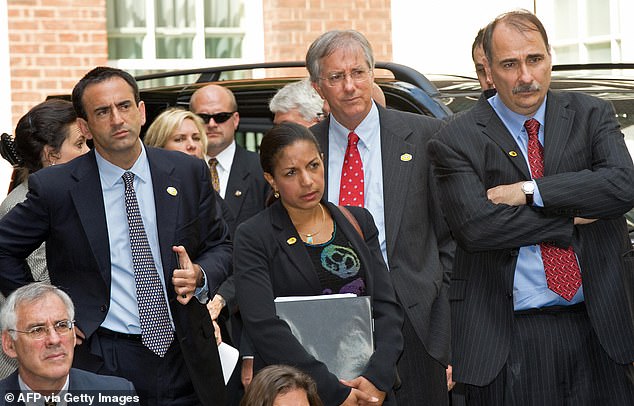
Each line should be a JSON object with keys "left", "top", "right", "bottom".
{"left": 525, "top": 119, "right": 582, "bottom": 301}
{"left": 208, "top": 158, "right": 220, "bottom": 193}
{"left": 338, "top": 131, "right": 364, "bottom": 207}
{"left": 122, "top": 171, "right": 174, "bottom": 356}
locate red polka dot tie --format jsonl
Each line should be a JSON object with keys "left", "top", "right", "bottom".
{"left": 123, "top": 171, "right": 174, "bottom": 356}
{"left": 339, "top": 131, "right": 364, "bottom": 207}
{"left": 525, "top": 119, "right": 581, "bottom": 301}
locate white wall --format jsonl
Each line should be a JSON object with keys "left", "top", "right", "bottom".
{"left": 391, "top": 0, "right": 535, "bottom": 76}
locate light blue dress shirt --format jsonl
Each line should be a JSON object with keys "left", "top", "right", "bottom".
{"left": 327, "top": 102, "right": 388, "bottom": 266}
{"left": 489, "top": 95, "right": 584, "bottom": 310}
{"left": 96, "top": 145, "right": 173, "bottom": 334}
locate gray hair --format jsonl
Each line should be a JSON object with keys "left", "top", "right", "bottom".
{"left": 306, "top": 30, "right": 374, "bottom": 84}
{"left": 269, "top": 79, "right": 324, "bottom": 122}
{"left": 0, "top": 283, "right": 75, "bottom": 339}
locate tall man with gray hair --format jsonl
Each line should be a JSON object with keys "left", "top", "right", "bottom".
{"left": 308, "top": 29, "right": 455, "bottom": 405}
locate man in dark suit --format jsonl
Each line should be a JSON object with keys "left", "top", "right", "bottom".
{"left": 0, "top": 283, "right": 138, "bottom": 406}
{"left": 307, "top": 30, "right": 455, "bottom": 405}
{"left": 0, "top": 67, "right": 231, "bottom": 406}
{"left": 429, "top": 11, "right": 634, "bottom": 404}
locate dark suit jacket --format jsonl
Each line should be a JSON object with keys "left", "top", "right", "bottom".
{"left": 0, "top": 368, "right": 138, "bottom": 405}
{"left": 0, "top": 147, "right": 231, "bottom": 405}
{"left": 234, "top": 201, "right": 404, "bottom": 405}
{"left": 217, "top": 143, "right": 269, "bottom": 311}
{"left": 429, "top": 91, "right": 634, "bottom": 386}
{"left": 311, "top": 105, "right": 455, "bottom": 366}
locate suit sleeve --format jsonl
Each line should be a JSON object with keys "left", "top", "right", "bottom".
{"left": 347, "top": 206, "right": 404, "bottom": 393}
{"left": 191, "top": 159, "right": 232, "bottom": 294}
{"left": 537, "top": 98, "right": 634, "bottom": 218}
{"left": 0, "top": 174, "right": 50, "bottom": 295}
{"left": 429, "top": 123, "right": 575, "bottom": 252}
{"left": 234, "top": 219, "right": 351, "bottom": 405}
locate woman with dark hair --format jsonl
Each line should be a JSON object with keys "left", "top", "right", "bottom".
{"left": 0, "top": 98, "right": 88, "bottom": 378}
{"left": 234, "top": 122, "right": 403, "bottom": 406}
{"left": 241, "top": 364, "right": 323, "bottom": 406}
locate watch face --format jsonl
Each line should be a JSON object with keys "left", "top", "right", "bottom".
{"left": 522, "top": 182, "right": 535, "bottom": 194}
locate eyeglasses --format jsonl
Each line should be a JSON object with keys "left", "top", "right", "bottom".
{"left": 320, "top": 69, "right": 371, "bottom": 87}
{"left": 196, "top": 112, "right": 235, "bottom": 124}
{"left": 9, "top": 320, "right": 75, "bottom": 340}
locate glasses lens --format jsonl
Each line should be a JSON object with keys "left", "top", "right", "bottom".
{"left": 198, "top": 112, "right": 234, "bottom": 124}
{"left": 54, "top": 320, "right": 73, "bottom": 335}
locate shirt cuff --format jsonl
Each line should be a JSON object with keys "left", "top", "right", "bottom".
{"left": 532, "top": 180, "right": 544, "bottom": 207}
{"left": 193, "top": 265, "right": 209, "bottom": 303}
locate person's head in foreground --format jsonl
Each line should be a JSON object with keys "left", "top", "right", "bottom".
{"left": 240, "top": 364, "right": 323, "bottom": 406}
{"left": 0, "top": 283, "right": 76, "bottom": 394}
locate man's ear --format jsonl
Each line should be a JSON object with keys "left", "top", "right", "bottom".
{"left": 77, "top": 118, "right": 93, "bottom": 140}
{"left": 2, "top": 331, "right": 18, "bottom": 359}
{"left": 138, "top": 100, "right": 146, "bottom": 126}
{"left": 484, "top": 59, "right": 494, "bottom": 88}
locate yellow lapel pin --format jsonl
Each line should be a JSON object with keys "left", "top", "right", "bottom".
{"left": 235, "top": 190, "right": 242, "bottom": 197}
{"left": 400, "top": 153, "right": 412, "bottom": 162}
{"left": 166, "top": 186, "right": 178, "bottom": 196}
{"left": 287, "top": 237, "right": 297, "bottom": 245}
{"left": 509, "top": 151, "right": 518, "bottom": 157}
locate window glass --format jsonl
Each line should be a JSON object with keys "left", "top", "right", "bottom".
{"left": 553, "top": 45, "right": 578, "bottom": 64}
{"left": 586, "top": 43, "right": 611, "bottom": 62}
{"left": 554, "top": 0, "right": 578, "bottom": 39}
{"left": 586, "top": 0, "right": 610, "bottom": 36}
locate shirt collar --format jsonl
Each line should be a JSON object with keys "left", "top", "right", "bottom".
{"left": 19, "top": 373, "right": 70, "bottom": 404}
{"left": 95, "top": 142, "right": 151, "bottom": 188}
{"left": 489, "top": 94, "right": 548, "bottom": 135}
{"left": 206, "top": 140, "right": 236, "bottom": 171}
{"left": 328, "top": 101, "right": 380, "bottom": 149}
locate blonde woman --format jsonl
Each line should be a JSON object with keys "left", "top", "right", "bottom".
{"left": 144, "top": 107, "right": 207, "bottom": 159}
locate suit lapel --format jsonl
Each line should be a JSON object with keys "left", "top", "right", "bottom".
{"left": 69, "top": 151, "right": 111, "bottom": 284}
{"left": 543, "top": 91, "right": 574, "bottom": 175}
{"left": 146, "top": 148, "right": 180, "bottom": 281}
{"left": 225, "top": 145, "right": 248, "bottom": 214}
{"left": 476, "top": 97, "right": 532, "bottom": 179}
{"left": 379, "top": 107, "right": 414, "bottom": 257}
{"left": 270, "top": 202, "right": 321, "bottom": 290}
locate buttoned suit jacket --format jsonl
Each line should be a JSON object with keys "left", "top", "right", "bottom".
{"left": 311, "top": 104, "right": 455, "bottom": 367}
{"left": 429, "top": 91, "right": 634, "bottom": 386}
{"left": 0, "top": 147, "right": 231, "bottom": 405}
{"left": 0, "top": 368, "right": 138, "bottom": 406}
{"left": 234, "top": 201, "right": 403, "bottom": 405}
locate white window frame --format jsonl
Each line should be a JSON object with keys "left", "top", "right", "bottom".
{"left": 107, "top": 0, "right": 264, "bottom": 73}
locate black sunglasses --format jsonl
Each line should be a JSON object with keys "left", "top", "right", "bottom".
{"left": 197, "top": 112, "right": 235, "bottom": 124}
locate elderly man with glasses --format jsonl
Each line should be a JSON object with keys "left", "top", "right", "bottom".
{"left": 0, "top": 283, "right": 137, "bottom": 405}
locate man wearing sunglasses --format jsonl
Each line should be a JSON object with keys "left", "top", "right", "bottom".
{"left": 0, "top": 283, "right": 138, "bottom": 404}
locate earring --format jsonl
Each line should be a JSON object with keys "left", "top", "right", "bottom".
{"left": 274, "top": 190, "right": 280, "bottom": 199}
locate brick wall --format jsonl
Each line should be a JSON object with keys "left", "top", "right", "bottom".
{"left": 7, "top": 0, "right": 107, "bottom": 128}
{"left": 262, "top": 0, "right": 392, "bottom": 70}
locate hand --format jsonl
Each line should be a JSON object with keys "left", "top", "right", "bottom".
{"left": 172, "top": 245, "right": 204, "bottom": 305}
{"left": 339, "top": 388, "right": 380, "bottom": 406}
{"left": 241, "top": 358, "right": 254, "bottom": 388}
{"left": 74, "top": 326, "right": 85, "bottom": 346}
{"left": 213, "top": 320, "right": 222, "bottom": 346}
{"left": 340, "top": 376, "right": 384, "bottom": 405}
{"left": 446, "top": 364, "right": 456, "bottom": 391}
{"left": 487, "top": 182, "right": 526, "bottom": 206}
{"left": 207, "top": 294, "right": 226, "bottom": 320}
{"left": 574, "top": 217, "right": 598, "bottom": 225}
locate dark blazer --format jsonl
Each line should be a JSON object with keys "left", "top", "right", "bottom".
{"left": 311, "top": 105, "right": 455, "bottom": 366}
{"left": 223, "top": 143, "right": 269, "bottom": 234}
{"left": 0, "top": 147, "right": 232, "bottom": 405}
{"left": 0, "top": 368, "right": 138, "bottom": 405}
{"left": 429, "top": 91, "right": 634, "bottom": 386}
{"left": 234, "top": 201, "right": 404, "bottom": 405}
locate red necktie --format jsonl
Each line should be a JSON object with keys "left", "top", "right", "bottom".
{"left": 339, "top": 131, "right": 364, "bottom": 207}
{"left": 525, "top": 118, "right": 581, "bottom": 301}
